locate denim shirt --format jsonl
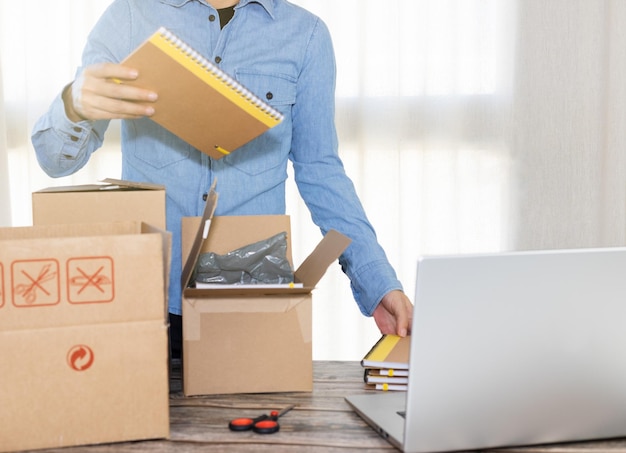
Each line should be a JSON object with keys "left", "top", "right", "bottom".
{"left": 31, "top": 0, "right": 402, "bottom": 316}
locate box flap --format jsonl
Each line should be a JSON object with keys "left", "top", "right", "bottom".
{"left": 182, "top": 227, "right": 350, "bottom": 297}
{"left": 181, "top": 214, "right": 298, "bottom": 296}
{"left": 180, "top": 184, "right": 350, "bottom": 296}
{"left": 142, "top": 223, "right": 173, "bottom": 320}
{"left": 99, "top": 178, "right": 165, "bottom": 191}
{"left": 189, "top": 215, "right": 293, "bottom": 260}
{"left": 0, "top": 221, "right": 170, "bottom": 331}
{"left": 180, "top": 181, "right": 218, "bottom": 290}
{"left": 0, "top": 221, "right": 145, "bottom": 240}
{"left": 32, "top": 183, "right": 166, "bottom": 229}
{"left": 183, "top": 286, "right": 310, "bottom": 297}
{"left": 34, "top": 178, "right": 164, "bottom": 193}
{"left": 294, "top": 229, "right": 352, "bottom": 287}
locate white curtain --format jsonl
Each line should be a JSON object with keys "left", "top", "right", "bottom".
{"left": 0, "top": 57, "right": 10, "bottom": 226}
{"left": 510, "top": 0, "right": 626, "bottom": 250}
{"left": 0, "top": 0, "right": 121, "bottom": 227}
{"left": 1, "top": 0, "right": 625, "bottom": 360}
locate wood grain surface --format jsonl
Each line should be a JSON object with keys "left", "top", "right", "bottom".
{"left": 28, "top": 361, "right": 626, "bottom": 452}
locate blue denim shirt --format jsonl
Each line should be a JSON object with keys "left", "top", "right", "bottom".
{"left": 31, "top": 0, "right": 402, "bottom": 316}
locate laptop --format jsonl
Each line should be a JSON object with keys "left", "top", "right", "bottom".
{"left": 346, "top": 247, "right": 626, "bottom": 453}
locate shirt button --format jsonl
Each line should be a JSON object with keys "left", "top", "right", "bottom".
{"left": 73, "top": 127, "right": 81, "bottom": 133}
{"left": 214, "top": 56, "right": 222, "bottom": 64}
{"left": 208, "top": 14, "right": 216, "bottom": 22}
{"left": 266, "top": 92, "right": 273, "bottom": 100}
{"left": 202, "top": 193, "right": 208, "bottom": 201}
{"left": 70, "top": 136, "right": 79, "bottom": 142}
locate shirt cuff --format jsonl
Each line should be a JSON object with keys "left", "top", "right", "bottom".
{"left": 347, "top": 259, "right": 404, "bottom": 316}
{"left": 50, "top": 91, "right": 94, "bottom": 159}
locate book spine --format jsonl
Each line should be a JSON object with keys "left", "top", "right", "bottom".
{"left": 151, "top": 27, "right": 284, "bottom": 127}
{"left": 365, "top": 376, "right": 409, "bottom": 384}
{"left": 365, "top": 383, "right": 408, "bottom": 392}
{"left": 379, "top": 368, "right": 409, "bottom": 377}
{"left": 363, "top": 335, "right": 401, "bottom": 363}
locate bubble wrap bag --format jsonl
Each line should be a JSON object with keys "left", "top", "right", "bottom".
{"left": 194, "top": 231, "right": 294, "bottom": 285}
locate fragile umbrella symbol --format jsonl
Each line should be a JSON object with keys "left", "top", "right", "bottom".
{"left": 15, "top": 264, "right": 57, "bottom": 304}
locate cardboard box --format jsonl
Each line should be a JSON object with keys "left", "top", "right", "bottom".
{"left": 0, "top": 221, "right": 171, "bottom": 452}
{"left": 32, "top": 178, "right": 166, "bottom": 229}
{"left": 180, "top": 188, "right": 351, "bottom": 396}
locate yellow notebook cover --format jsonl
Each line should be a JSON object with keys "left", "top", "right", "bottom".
{"left": 121, "top": 27, "right": 283, "bottom": 159}
{"left": 361, "top": 334, "right": 410, "bottom": 370}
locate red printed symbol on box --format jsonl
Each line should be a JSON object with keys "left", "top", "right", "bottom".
{"left": 67, "top": 256, "right": 115, "bottom": 304}
{"left": 67, "top": 345, "right": 95, "bottom": 371}
{"left": 11, "top": 259, "right": 60, "bottom": 307}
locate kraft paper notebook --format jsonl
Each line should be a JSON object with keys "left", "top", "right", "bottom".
{"left": 121, "top": 27, "right": 284, "bottom": 159}
{"left": 361, "top": 334, "right": 410, "bottom": 370}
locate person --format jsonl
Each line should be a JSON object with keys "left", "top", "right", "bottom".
{"left": 31, "top": 0, "right": 413, "bottom": 356}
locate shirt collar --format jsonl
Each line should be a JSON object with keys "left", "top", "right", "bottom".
{"left": 158, "top": 0, "right": 275, "bottom": 19}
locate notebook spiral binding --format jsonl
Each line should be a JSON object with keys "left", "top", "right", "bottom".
{"left": 158, "top": 27, "right": 284, "bottom": 122}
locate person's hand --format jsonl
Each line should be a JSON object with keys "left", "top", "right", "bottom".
{"left": 62, "top": 62, "right": 158, "bottom": 122}
{"left": 372, "top": 290, "right": 413, "bottom": 337}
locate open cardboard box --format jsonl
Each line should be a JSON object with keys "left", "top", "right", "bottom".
{"left": 32, "top": 178, "right": 166, "bottom": 229}
{"left": 0, "top": 221, "right": 171, "bottom": 452}
{"left": 180, "top": 187, "right": 351, "bottom": 396}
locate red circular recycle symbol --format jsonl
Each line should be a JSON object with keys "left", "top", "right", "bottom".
{"left": 67, "top": 344, "right": 95, "bottom": 371}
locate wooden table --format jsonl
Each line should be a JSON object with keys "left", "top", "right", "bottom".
{"left": 34, "top": 361, "right": 626, "bottom": 452}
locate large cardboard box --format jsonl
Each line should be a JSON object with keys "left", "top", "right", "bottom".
{"left": 180, "top": 189, "right": 351, "bottom": 396}
{"left": 0, "top": 221, "right": 171, "bottom": 452}
{"left": 32, "top": 178, "right": 166, "bottom": 229}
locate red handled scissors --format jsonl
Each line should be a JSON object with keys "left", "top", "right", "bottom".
{"left": 228, "top": 405, "right": 295, "bottom": 434}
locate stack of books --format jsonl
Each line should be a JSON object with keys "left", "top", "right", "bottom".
{"left": 360, "top": 334, "right": 410, "bottom": 391}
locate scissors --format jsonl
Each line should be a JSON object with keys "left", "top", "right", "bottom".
{"left": 228, "top": 404, "right": 295, "bottom": 434}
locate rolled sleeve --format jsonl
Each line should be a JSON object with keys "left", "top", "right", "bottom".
{"left": 31, "top": 90, "right": 108, "bottom": 177}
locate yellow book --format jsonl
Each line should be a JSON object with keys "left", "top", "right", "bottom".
{"left": 121, "top": 27, "right": 283, "bottom": 159}
{"left": 361, "top": 334, "right": 410, "bottom": 370}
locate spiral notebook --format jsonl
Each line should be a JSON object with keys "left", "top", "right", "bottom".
{"left": 120, "top": 27, "right": 284, "bottom": 159}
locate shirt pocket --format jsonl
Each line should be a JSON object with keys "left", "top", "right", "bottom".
{"left": 234, "top": 69, "right": 296, "bottom": 110}
{"left": 221, "top": 71, "right": 296, "bottom": 177}
{"left": 127, "top": 118, "right": 192, "bottom": 169}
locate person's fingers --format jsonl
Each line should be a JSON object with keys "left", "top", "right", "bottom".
{"left": 71, "top": 63, "right": 158, "bottom": 120}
